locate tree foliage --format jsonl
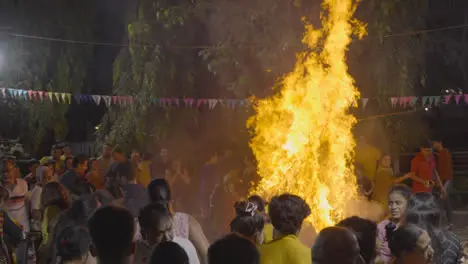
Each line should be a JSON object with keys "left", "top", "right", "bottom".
{"left": 0, "top": 0, "right": 97, "bottom": 154}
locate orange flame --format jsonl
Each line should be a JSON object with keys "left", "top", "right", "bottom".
{"left": 248, "top": 0, "right": 366, "bottom": 231}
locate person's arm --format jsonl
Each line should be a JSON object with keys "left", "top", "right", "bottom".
{"left": 3, "top": 212, "right": 22, "bottom": 247}
{"left": 393, "top": 172, "right": 413, "bottom": 184}
{"left": 188, "top": 215, "right": 209, "bottom": 264}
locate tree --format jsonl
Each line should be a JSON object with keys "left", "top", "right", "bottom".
{"left": 0, "top": 0, "right": 97, "bottom": 154}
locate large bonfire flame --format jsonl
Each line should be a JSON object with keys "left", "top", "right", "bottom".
{"left": 249, "top": 0, "right": 366, "bottom": 231}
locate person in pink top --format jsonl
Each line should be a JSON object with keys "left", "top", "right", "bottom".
{"left": 376, "top": 184, "right": 412, "bottom": 264}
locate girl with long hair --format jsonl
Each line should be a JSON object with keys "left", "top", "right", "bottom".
{"left": 376, "top": 184, "right": 412, "bottom": 264}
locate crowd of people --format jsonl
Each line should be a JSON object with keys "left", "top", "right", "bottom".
{"left": 0, "top": 138, "right": 463, "bottom": 264}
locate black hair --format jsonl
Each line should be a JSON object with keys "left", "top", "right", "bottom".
{"left": 268, "top": 194, "right": 311, "bottom": 235}
{"left": 337, "top": 216, "right": 377, "bottom": 264}
{"left": 247, "top": 195, "right": 266, "bottom": 213}
{"left": 56, "top": 225, "right": 91, "bottom": 263}
{"left": 404, "top": 192, "right": 443, "bottom": 263}
{"left": 138, "top": 202, "right": 171, "bottom": 232}
{"left": 40, "top": 181, "right": 70, "bottom": 211}
{"left": 388, "top": 184, "right": 412, "bottom": 200}
{"left": 148, "top": 241, "right": 189, "bottom": 264}
{"left": 73, "top": 154, "right": 88, "bottom": 169}
{"left": 230, "top": 201, "right": 265, "bottom": 241}
{"left": 147, "top": 179, "right": 172, "bottom": 203}
{"left": 387, "top": 223, "right": 426, "bottom": 261}
{"left": 312, "top": 226, "right": 360, "bottom": 264}
{"left": 208, "top": 233, "right": 260, "bottom": 264}
{"left": 88, "top": 206, "right": 135, "bottom": 260}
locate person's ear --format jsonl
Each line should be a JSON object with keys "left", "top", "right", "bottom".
{"left": 89, "top": 244, "right": 97, "bottom": 257}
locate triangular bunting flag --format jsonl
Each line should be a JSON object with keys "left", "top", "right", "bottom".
{"left": 172, "top": 98, "right": 180, "bottom": 107}
{"left": 92, "top": 95, "right": 101, "bottom": 105}
{"left": 361, "top": 98, "right": 369, "bottom": 109}
{"left": 46, "top": 92, "right": 53, "bottom": 102}
{"left": 445, "top": 95, "right": 452, "bottom": 104}
{"left": 399, "top": 97, "right": 407, "bottom": 108}
{"left": 7, "top": 88, "right": 15, "bottom": 97}
{"left": 183, "top": 98, "right": 194, "bottom": 108}
{"left": 38, "top": 91, "right": 44, "bottom": 101}
{"left": 102, "top": 96, "right": 111, "bottom": 107}
{"left": 54, "top": 92, "right": 61, "bottom": 103}
{"left": 464, "top": 94, "right": 468, "bottom": 104}
{"left": 410, "top": 97, "right": 418, "bottom": 107}
{"left": 390, "top": 97, "right": 398, "bottom": 108}
{"left": 21, "top": 90, "right": 28, "bottom": 100}
{"left": 455, "top": 94, "right": 462, "bottom": 104}
{"left": 0, "top": 88, "right": 5, "bottom": 98}
{"left": 60, "top": 93, "right": 67, "bottom": 104}
{"left": 422, "top": 96, "right": 429, "bottom": 106}
{"left": 112, "top": 96, "right": 118, "bottom": 105}
{"left": 32, "top": 91, "right": 38, "bottom": 101}
{"left": 74, "top": 94, "right": 81, "bottom": 104}
{"left": 27, "top": 90, "right": 33, "bottom": 100}
{"left": 432, "top": 96, "right": 441, "bottom": 106}
{"left": 208, "top": 99, "right": 218, "bottom": 109}
{"left": 65, "top": 94, "right": 72, "bottom": 104}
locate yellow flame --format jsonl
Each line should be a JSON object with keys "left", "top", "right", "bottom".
{"left": 248, "top": 0, "right": 366, "bottom": 231}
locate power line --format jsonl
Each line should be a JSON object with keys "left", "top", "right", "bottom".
{"left": 3, "top": 23, "right": 468, "bottom": 49}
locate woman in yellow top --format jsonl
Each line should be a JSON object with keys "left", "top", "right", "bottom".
{"left": 260, "top": 194, "right": 311, "bottom": 264}
{"left": 373, "top": 154, "right": 412, "bottom": 210}
{"left": 39, "top": 182, "right": 70, "bottom": 250}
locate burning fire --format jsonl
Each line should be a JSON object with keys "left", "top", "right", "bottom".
{"left": 248, "top": 0, "right": 366, "bottom": 231}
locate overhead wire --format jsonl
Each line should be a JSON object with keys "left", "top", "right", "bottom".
{"left": 1, "top": 23, "right": 468, "bottom": 49}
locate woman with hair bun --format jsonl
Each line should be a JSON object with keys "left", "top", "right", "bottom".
{"left": 55, "top": 225, "right": 96, "bottom": 264}
{"left": 230, "top": 201, "right": 265, "bottom": 244}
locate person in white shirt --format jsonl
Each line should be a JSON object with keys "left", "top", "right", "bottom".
{"left": 3, "top": 158, "right": 29, "bottom": 232}
{"left": 135, "top": 203, "right": 200, "bottom": 264}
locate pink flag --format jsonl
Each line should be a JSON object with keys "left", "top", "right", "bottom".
{"left": 399, "top": 97, "right": 407, "bottom": 108}
{"left": 32, "top": 91, "right": 38, "bottom": 100}
{"left": 390, "top": 97, "right": 398, "bottom": 108}
{"left": 196, "top": 99, "right": 204, "bottom": 108}
{"left": 455, "top": 94, "right": 462, "bottom": 104}
{"left": 445, "top": 95, "right": 452, "bottom": 104}
{"left": 112, "top": 96, "right": 118, "bottom": 105}
{"left": 27, "top": 90, "right": 33, "bottom": 100}
{"left": 184, "top": 98, "right": 194, "bottom": 108}
{"left": 464, "top": 94, "right": 468, "bottom": 104}
{"left": 38, "top": 91, "right": 44, "bottom": 101}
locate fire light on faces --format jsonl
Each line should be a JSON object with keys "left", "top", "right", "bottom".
{"left": 248, "top": 0, "right": 366, "bottom": 231}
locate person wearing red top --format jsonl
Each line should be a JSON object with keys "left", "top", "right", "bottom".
{"left": 410, "top": 143, "right": 446, "bottom": 199}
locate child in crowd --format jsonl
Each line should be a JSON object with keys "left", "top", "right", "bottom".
{"left": 387, "top": 224, "right": 434, "bottom": 264}
{"left": 376, "top": 184, "right": 412, "bottom": 264}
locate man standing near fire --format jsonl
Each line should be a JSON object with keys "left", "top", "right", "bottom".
{"left": 410, "top": 141, "right": 446, "bottom": 199}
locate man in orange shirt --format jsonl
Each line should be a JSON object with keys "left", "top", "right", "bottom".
{"left": 433, "top": 139, "right": 453, "bottom": 223}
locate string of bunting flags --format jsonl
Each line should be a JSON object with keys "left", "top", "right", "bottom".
{"left": 359, "top": 94, "right": 468, "bottom": 109}
{"left": 1, "top": 87, "right": 467, "bottom": 110}
{"left": 0, "top": 88, "right": 251, "bottom": 109}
